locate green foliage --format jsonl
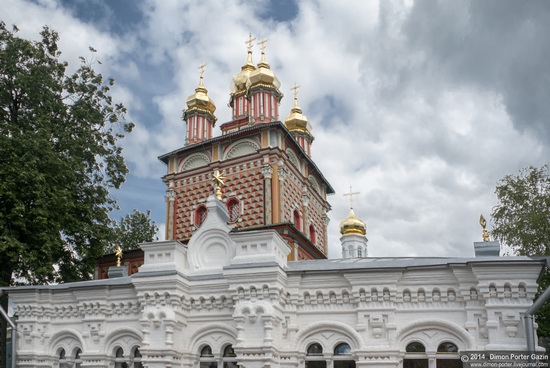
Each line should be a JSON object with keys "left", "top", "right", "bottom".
{"left": 491, "top": 165, "right": 550, "bottom": 337}
{"left": 108, "top": 209, "right": 158, "bottom": 253}
{"left": 491, "top": 165, "right": 550, "bottom": 256}
{"left": 0, "top": 23, "right": 134, "bottom": 285}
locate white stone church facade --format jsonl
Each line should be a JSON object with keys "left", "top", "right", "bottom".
{"left": 8, "top": 194, "right": 546, "bottom": 368}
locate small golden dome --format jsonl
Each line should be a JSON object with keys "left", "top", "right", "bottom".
{"left": 231, "top": 49, "right": 255, "bottom": 94}
{"left": 247, "top": 39, "right": 281, "bottom": 90}
{"left": 185, "top": 74, "right": 216, "bottom": 116}
{"left": 339, "top": 208, "right": 367, "bottom": 236}
{"left": 284, "top": 93, "right": 312, "bottom": 135}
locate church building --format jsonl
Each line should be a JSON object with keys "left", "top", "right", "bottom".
{"left": 5, "top": 37, "right": 547, "bottom": 368}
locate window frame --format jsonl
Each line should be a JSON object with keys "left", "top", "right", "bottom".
{"left": 195, "top": 205, "right": 208, "bottom": 227}
{"left": 226, "top": 198, "right": 241, "bottom": 223}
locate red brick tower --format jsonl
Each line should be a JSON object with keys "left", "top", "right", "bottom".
{"left": 160, "top": 37, "right": 334, "bottom": 260}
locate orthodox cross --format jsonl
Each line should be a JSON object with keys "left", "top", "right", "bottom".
{"left": 258, "top": 37, "right": 268, "bottom": 52}
{"left": 343, "top": 186, "right": 360, "bottom": 209}
{"left": 291, "top": 83, "right": 301, "bottom": 100}
{"left": 246, "top": 33, "right": 256, "bottom": 51}
{"left": 198, "top": 62, "right": 207, "bottom": 78}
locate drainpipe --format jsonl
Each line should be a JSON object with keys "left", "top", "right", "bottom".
{"left": 524, "top": 285, "right": 550, "bottom": 352}
{"left": 0, "top": 289, "right": 16, "bottom": 368}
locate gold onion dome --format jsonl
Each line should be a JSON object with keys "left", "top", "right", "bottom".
{"left": 284, "top": 89, "right": 312, "bottom": 135}
{"left": 339, "top": 208, "right": 367, "bottom": 236}
{"left": 247, "top": 39, "right": 281, "bottom": 90}
{"left": 185, "top": 72, "right": 216, "bottom": 116}
{"left": 231, "top": 48, "right": 255, "bottom": 94}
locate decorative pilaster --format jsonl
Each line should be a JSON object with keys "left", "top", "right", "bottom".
{"left": 323, "top": 215, "right": 330, "bottom": 255}
{"left": 262, "top": 165, "right": 274, "bottom": 224}
{"left": 165, "top": 188, "right": 176, "bottom": 240}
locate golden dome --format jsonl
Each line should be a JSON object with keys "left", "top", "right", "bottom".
{"left": 284, "top": 93, "right": 312, "bottom": 135}
{"left": 339, "top": 208, "right": 367, "bottom": 236}
{"left": 185, "top": 74, "right": 216, "bottom": 116}
{"left": 231, "top": 49, "right": 255, "bottom": 94}
{"left": 247, "top": 39, "right": 281, "bottom": 90}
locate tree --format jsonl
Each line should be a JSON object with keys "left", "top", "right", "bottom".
{"left": 491, "top": 165, "right": 550, "bottom": 256}
{"left": 491, "top": 165, "right": 550, "bottom": 337}
{"left": 0, "top": 22, "right": 134, "bottom": 286}
{"left": 108, "top": 209, "right": 158, "bottom": 253}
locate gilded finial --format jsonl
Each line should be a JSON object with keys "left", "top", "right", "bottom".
{"left": 479, "top": 214, "right": 490, "bottom": 242}
{"left": 115, "top": 246, "right": 123, "bottom": 267}
{"left": 343, "top": 185, "right": 360, "bottom": 209}
{"left": 198, "top": 62, "right": 207, "bottom": 87}
{"left": 212, "top": 170, "right": 226, "bottom": 200}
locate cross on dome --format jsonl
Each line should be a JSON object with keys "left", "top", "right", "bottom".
{"left": 343, "top": 185, "right": 360, "bottom": 209}
{"left": 245, "top": 33, "right": 256, "bottom": 51}
{"left": 291, "top": 83, "right": 301, "bottom": 100}
{"left": 198, "top": 62, "right": 207, "bottom": 77}
{"left": 258, "top": 37, "right": 268, "bottom": 52}
{"left": 197, "top": 62, "right": 207, "bottom": 87}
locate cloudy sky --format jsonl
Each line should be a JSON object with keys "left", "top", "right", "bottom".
{"left": 3, "top": 0, "right": 549, "bottom": 259}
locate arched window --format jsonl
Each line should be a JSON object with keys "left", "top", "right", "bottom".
{"left": 59, "top": 348, "right": 69, "bottom": 368}
{"left": 223, "top": 344, "right": 238, "bottom": 368}
{"left": 309, "top": 224, "right": 316, "bottom": 244}
{"left": 305, "top": 343, "right": 326, "bottom": 368}
{"left": 195, "top": 205, "right": 208, "bottom": 227}
{"left": 227, "top": 198, "right": 240, "bottom": 223}
{"left": 114, "top": 347, "right": 127, "bottom": 368}
{"left": 199, "top": 345, "right": 216, "bottom": 368}
{"left": 333, "top": 343, "right": 355, "bottom": 368}
{"left": 293, "top": 210, "right": 301, "bottom": 231}
{"left": 75, "top": 348, "right": 82, "bottom": 368}
{"left": 404, "top": 342, "right": 428, "bottom": 368}
{"left": 357, "top": 247, "right": 362, "bottom": 257}
{"left": 437, "top": 342, "right": 461, "bottom": 368}
{"left": 308, "top": 343, "right": 323, "bottom": 355}
{"left": 131, "top": 347, "right": 143, "bottom": 368}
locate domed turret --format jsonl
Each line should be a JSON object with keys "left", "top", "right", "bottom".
{"left": 247, "top": 39, "right": 281, "bottom": 90}
{"left": 185, "top": 75, "right": 216, "bottom": 116}
{"left": 246, "top": 38, "right": 283, "bottom": 124}
{"left": 339, "top": 208, "right": 367, "bottom": 236}
{"left": 183, "top": 63, "right": 217, "bottom": 146}
{"left": 340, "top": 187, "right": 368, "bottom": 258}
{"left": 285, "top": 84, "right": 314, "bottom": 155}
{"left": 231, "top": 34, "right": 256, "bottom": 97}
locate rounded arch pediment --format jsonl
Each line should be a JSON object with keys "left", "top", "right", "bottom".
{"left": 308, "top": 175, "right": 320, "bottom": 192}
{"left": 187, "top": 228, "right": 235, "bottom": 272}
{"left": 48, "top": 329, "right": 85, "bottom": 352}
{"left": 394, "top": 318, "right": 474, "bottom": 352}
{"left": 285, "top": 148, "right": 301, "bottom": 171}
{"left": 188, "top": 323, "right": 238, "bottom": 353}
{"left": 224, "top": 139, "right": 259, "bottom": 160}
{"left": 180, "top": 153, "right": 211, "bottom": 171}
{"left": 104, "top": 327, "right": 143, "bottom": 355}
{"left": 293, "top": 321, "right": 364, "bottom": 351}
